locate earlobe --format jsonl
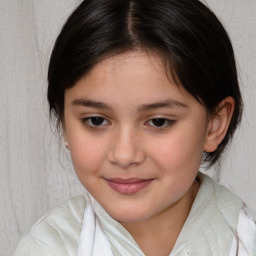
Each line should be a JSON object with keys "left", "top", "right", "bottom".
{"left": 62, "top": 124, "right": 69, "bottom": 150}
{"left": 63, "top": 132, "right": 69, "bottom": 150}
{"left": 204, "top": 96, "right": 235, "bottom": 152}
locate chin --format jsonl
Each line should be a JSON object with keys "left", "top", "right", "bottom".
{"left": 106, "top": 205, "right": 151, "bottom": 223}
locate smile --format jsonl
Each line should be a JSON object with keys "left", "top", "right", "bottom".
{"left": 105, "top": 178, "right": 154, "bottom": 195}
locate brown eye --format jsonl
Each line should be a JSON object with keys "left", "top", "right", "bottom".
{"left": 90, "top": 117, "right": 105, "bottom": 126}
{"left": 147, "top": 118, "right": 175, "bottom": 128}
{"left": 151, "top": 118, "right": 166, "bottom": 127}
{"left": 82, "top": 117, "right": 110, "bottom": 127}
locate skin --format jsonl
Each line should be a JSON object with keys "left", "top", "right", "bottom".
{"left": 63, "top": 51, "right": 234, "bottom": 255}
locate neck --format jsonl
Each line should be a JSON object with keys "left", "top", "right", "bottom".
{"left": 121, "top": 179, "right": 200, "bottom": 256}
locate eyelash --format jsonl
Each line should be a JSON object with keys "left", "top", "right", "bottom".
{"left": 81, "top": 117, "right": 110, "bottom": 129}
{"left": 81, "top": 116, "right": 176, "bottom": 131}
{"left": 145, "top": 118, "right": 175, "bottom": 129}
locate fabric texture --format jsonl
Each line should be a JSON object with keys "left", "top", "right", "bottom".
{"left": 14, "top": 174, "right": 256, "bottom": 256}
{"left": 13, "top": 196, "right": 85, "bottom": 256}
{"left": 233, "top": 206, "right": 256, "bottom": 256}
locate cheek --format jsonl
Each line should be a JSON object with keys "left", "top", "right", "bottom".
{"left": 68, "top": 135, "right": 108, "bottom": 177}
{"left": 150, "top": 127, "right": 205, "bottom": 173}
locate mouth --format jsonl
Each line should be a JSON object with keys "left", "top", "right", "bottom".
{"left": 105, "top": 178, "right": 154, "bottom": 195}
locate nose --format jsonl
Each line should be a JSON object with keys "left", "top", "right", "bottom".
{"left": 108, "top": 126, "right": 146, "bottom": 168}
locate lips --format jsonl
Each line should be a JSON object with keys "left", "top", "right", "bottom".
{"left": 105, "top": 178, "right": 154, "bottom": 195}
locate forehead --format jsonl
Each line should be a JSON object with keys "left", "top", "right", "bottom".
{"left": 79, "top": 51, "right": 167, "bottom": 86}
{"left": 65, "top": 51, "right": 194, "bottom": 108}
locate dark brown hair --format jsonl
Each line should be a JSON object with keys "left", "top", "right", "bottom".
{"left": 48, "top": 0, "right": 243, "bottom": 167}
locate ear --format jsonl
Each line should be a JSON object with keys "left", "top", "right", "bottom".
{"left": 204, "top": 96, "right": 235, "bottom": 152}
{"left": 62, "top": 121, "right": 69, "bottom": 150}
{"left": 64, "top": 136, "right": 69, "bottom": 150}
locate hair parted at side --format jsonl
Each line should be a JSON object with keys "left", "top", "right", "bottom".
{"left": 48, "top": 0, "right": 243, "bottom": 167}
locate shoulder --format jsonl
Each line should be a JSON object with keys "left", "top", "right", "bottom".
{"left": 199, "top": 173, "right": 244, "bottom": 218}
{"left": 13, "top": 196, "right": 86, "bottom": 256}
{"left": 198, "top": 174, "right": 256, "bottom": 255}
{"left": 231, "top": 205, "right": 256, "bottom": 256}
{"left": 172, "top": 174, "right": 250, "bottom": 255}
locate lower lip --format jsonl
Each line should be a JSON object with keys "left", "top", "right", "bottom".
{"left": 106, "top": 180, "right": 153, "bottom": 195}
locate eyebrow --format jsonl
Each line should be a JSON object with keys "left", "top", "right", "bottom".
{"left": 72, "top": 99, "right": 113, "bottom": 110}
{"left": 71, "top": 98, "right": 188, "bottom": 111}
{"left": 138, "top": 100, "right": 188, "bottom": 112}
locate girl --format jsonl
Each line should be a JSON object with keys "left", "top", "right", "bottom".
{"left": 14, "top": 0, "right": 256, "bottom": 255}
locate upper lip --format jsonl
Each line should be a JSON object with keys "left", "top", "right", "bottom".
{"left": 105, "top": 178, "right": 153, "bottom": 183}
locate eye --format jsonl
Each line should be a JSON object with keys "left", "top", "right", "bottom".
{"left": 82, "top": 117, "right": 110, "bottom": 127}
{"left": 146, "top": 118, "right": 175, "bottom": 128}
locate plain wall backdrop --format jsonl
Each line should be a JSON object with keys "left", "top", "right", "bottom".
{"left": 0, "top": 1, "right": 255, "bottom": 255}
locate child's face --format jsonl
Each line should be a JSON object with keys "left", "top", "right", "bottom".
{"left": 64, "top": 51, "right": 210, "bottom": 223}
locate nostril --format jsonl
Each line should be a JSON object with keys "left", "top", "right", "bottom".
{"left": 108, "top": 145, "right": 146, "bottom": 168}
{"left": 108, "top": 129, "right": 146, "bottom": 167}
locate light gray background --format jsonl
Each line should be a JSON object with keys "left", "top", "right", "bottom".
{"left": 1, "top": 1, "right": 255, "bottom": 255}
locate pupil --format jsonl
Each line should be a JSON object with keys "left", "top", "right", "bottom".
{"left": 152, "top": 118, "right": 165, "bottom": 126}
{"left": 91, "top": 117, "right": 104, "bottom": 126}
